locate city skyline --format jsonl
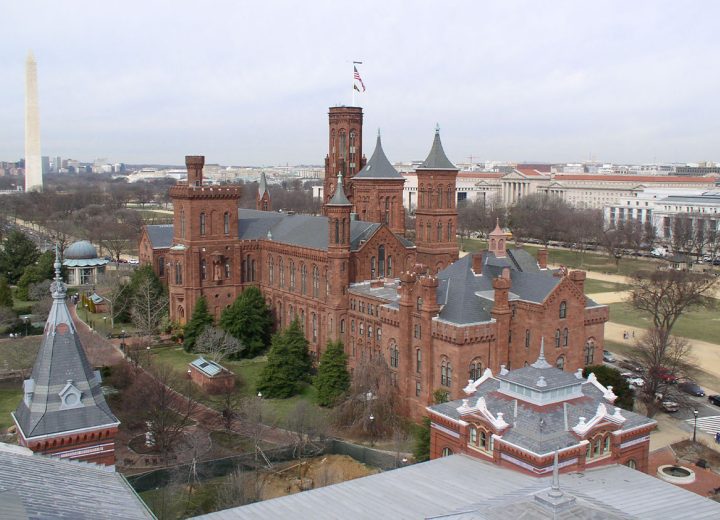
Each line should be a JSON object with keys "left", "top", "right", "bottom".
{"left": 1, "top": 1, "right": 719, "bottom": 166}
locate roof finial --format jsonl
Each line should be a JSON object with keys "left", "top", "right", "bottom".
{"left": 531, "top": 337, "right": 552, "bottom": 369}
{"left": 435, "top": 122, "right": 440, "bottom": 134}
{"left": 377, "top": 128, "right": 381, "bottom": 138}
{"left": 54, "top": 243, "right": 62, "bottom": 282}
{"left": 548, "top": 449, "right": 563, "bottom": 498}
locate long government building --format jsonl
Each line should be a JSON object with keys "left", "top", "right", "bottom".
{"left": 140, "top": 107, "right": 608, "bottom": 418}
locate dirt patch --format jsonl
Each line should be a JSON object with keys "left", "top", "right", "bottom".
{"left": 260, "top": 454, "right": 379, "bottom": 500}
{"left": 673, "top": 439, "right": 720, "bottom": 470}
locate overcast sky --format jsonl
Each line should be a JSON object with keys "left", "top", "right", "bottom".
{"left": 1, "top": 1, "right": 719, "bottom": 166}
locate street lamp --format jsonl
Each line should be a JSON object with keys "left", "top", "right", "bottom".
{"left": 369, "top": 414, "right": 375, "bottom": 447}
{"left": 693, "top": 409, "right": 699, "bottom": 443}
{"left": 84, "top": 303, "right": 89, "bottom": 322}
{"left": 120, "top": 329, "right": 126, "bottom": 353}
{"left": 146, "top": 345, "right": 151, "bottom": 365}
{"left": 23, "top": 316, "right": 29, "bottom": 337}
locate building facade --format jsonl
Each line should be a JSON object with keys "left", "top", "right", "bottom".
{"left": 140, "top": 106, "right": 608, "bottom": 419}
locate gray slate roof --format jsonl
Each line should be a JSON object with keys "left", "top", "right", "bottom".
{"left": 145, "top": 224, "right": 173, "bottom": 249}
{"left": 0, "top": 443, "right": 152, "bottom": 519}
{"left": 14, "top": 272, "right": 118, "bottom": 439}
{"left": 353, "top": 134, "right": 404, "bottom": 180}
{"left": 429, "top": 365, "right": 654, "bottom": 455}
{"left": 327, "top": 173, "right": 352, "bottom": 206}
{"left": 195, "top": 454, "right": 720, "bottom": 520}
{"left": 418, "top": 128, "right": 458, "bottom": 170}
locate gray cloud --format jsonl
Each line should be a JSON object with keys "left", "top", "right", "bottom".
{"left": 1, "top": 0, "right": 719, "bottom": 165}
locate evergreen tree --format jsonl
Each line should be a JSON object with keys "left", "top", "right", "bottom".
{"left": 0, "top": 230, "right": 40, "bottom": 284}
{"left": 413, "top": 417, "right": 431, "bottom": 462}
{"left": 315, "top": 340, "right": 350, "bottom": 406}
{"left": 0, "top": 276, "right": 13, "bottom": 308}
{"left": 15, "top": 250, "right": 57, "bottom": 301}
{"left": 583, "top": 365, "right": 634, "bottom": 410}
{"left": 183, "top": 296, "right": 213, "bottom": 352}
{"left": 220, "top": 286, "right": 272, "bottom": 357}
{"left": 257, "top": 319, "right": 312, "bottom": 398}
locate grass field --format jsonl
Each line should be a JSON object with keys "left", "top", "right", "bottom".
{"left": 150, "top": 346, "right": 326, "bottom": 427}
{"left": 608, "top": 302, "right": 720, "bottom": 344}
{"left": 0, "top": 386, "right": 22, "bottom": 432}
{"left": 583, "top": 279, "right": 629, "bottom": 294}
{"left": 460, "top": 239, "right": 661, "bottom": 276}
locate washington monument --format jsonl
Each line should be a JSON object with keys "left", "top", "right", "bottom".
{"left": 25, "top": 51, "right": 43, "bottom": 192}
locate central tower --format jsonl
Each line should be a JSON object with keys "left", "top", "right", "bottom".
{"left": 323, "top": 106, "right": 365, "bottom": 208}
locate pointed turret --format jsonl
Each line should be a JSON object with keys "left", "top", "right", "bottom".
{"left": 13, "top": 245, "right": 120, "bottom": 466}
{"left": 531, "top": 338, "right": 552, "bottom": 369}
{"left": 327, "top": 172, "right": 352, "bottom": 206}
{"left": 354, "top": 131, "right": 403, "bottom": 179}
{"left": 488, "top": 218, "right": 510, "bottom": 258}
{"left": 256, "top": 171, "right": 272, "bottom": 211}
{"left": 418, "top": 124, "right": 457, "bottom": 171}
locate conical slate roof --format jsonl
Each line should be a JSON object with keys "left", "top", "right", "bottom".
{"left": 418, "top": 125, "right": 457, "bottom": 170}
{"left": 327, "top": 172, "right": 352, "bottom": 206}
{"left": 258, "top": 171, "right": 269, "bottom": 197}
{"left": 354, "top": 133, "right": 403, "bottom": 180}
{"left": 13, "top": 248, "right": 118, "bottom": 439}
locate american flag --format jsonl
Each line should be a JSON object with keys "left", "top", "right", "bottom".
{"left": 353, "top": 65, "right": 366, "bottom": 92}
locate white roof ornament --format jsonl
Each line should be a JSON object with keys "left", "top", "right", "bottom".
{"left": 586, "top": 372, "right": 617, "bottom": 403}
{"left": 463, "top": 367, "right": 494, "bottom": 394}
{"left": 531, "top": 337, "right": 552, "bottom": 369}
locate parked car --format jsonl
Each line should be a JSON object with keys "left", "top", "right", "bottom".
{"left": 679, "top": 381, "right": 705, "bottom": 397}
{"left": 662, "top": 400, "right": 680, "bottom": 413}
{"left": 602, "top": 350, "right": 616, "bottom": 363}
{"left": 708, "top": 395, "right": 720, "bottom": 407}
{"left": 623, "top": 374, "right": 645, "bottom": 387}
{"left": 650, "top": 367, "right": 678, "bottom": 384}
{"left": 618, "top": 360, "right": 644, "bottom": 373}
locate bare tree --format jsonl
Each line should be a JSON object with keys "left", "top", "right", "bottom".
{"left": 333, "top": 356, "right": 400, "bottom": 441}
{"left": 285, "top": 400, "right": 329, "bottom": 457}
{"left": 131, "top": 274, "right": 168, "bottom": 339}
{"left": 196, "top": 326, "right": 245, "bottom": 363}
{"left": 215, "top": 466, "right": 265, "bottom": 509}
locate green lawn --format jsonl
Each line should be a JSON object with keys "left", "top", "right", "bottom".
{"left": 460, "top": 239, "right": 661, "bottom": 276}
{"left": 149, "top": 346, "right": 326, "bottom": 428}
{"left": 608, "top": 302, "right": 720, "bottom": 344}
{"left": 0, "top": 337, "right": 40, "bottom": 373}
{"left": 0, "top": 386, "right": 22, "bottom": 432}
{"left": 583, "top": 279, "right": 629, "bottom": 294}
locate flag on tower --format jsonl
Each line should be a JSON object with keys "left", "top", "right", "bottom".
{"left": 353, "top": 65, "right": 366, "bottom": 92}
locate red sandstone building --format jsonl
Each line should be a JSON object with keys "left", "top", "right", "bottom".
{"left": 427, "top": 347, "right": 656, "bottom": 474}
{"left": 140, "top": 106, "right": 609, "bottom": 419}
{"left": 13, "top": 251, "right": 120, "bottom": 466}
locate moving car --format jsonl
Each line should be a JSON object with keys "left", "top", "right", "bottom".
{"left": 602, "top": 350, "right": 616, "bottom": 363}
{"left": 661, "top": 400, "right": 680, "bottom": 413}
{"left": 679, "top": 381, "right": 705, "bottom": 397}
{"left": 708, "top": 395, "right": 720, "bottom": 407}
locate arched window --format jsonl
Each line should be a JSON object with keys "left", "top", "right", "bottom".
{"left": 224, "top": 259, "right": 231, "bottom": 278}
{"left": 268, "top": 256, "right": 274, "bottom": 285}
{"left": 199, "top": 212, "right": 206, "bottom": 235}
{"left": 556, "top": 355, "right": 565, "bottom": 370}
{"left": 334, "top": 219, "right": 340, "bottom": 244}
{"left": 378, "top": 245, "right": 385, "bottom": 277}
{"left": 367, "top": 325, "right": 372, "bottom": 338}
{"left": 419, "top": 184, "right": 425, "bottom": 208}
{"left": 351, "top": 337, "right": 355, "bottom": 356}
{"left": 441, "top": 358, "right": 452, "bottom": 387}
{"left": 441, "top": 447, "right": 453, "bottom": 457}
{"left": 339, "top": 130, "right": 347, "bottom": 162}
{"left": 479, "top": 430, "right": 488, "bottom": 450}
{"left": 389, "top": 341, "right": 399, "bottom": 368}
{"left": 559, "top": 301, "right": 567, "bottom": 319}
{"left": 437, "top": 222, "right": 442, "bottom": 241}
{"left": 359, "top": 322, "right": 364, "bottom": 336}
{"left": 437, "top": 186, "right": 442, "bottom": 208}
{"left": 554, "top": 329, "right": 561, "bottom": 348}
{"left": 563, "top": 328, "right": 569, "bottom": 347}
{"left": 300, "top": 264, "right": 307, "bottom": 295}
{"left": 469, "top": 426, "right": 477, "bottom": 445}
{"left": 525, "top": 329, "right": 530, "bottom": 348}
{"left": 469, "top": 359, "right": 483, "bottom": 381}
{"left": 180, "top": 208, "right": 186, "bottom": 239}
{"left": 200, "top": 259, "right": 207, "bottom": 280}
{"left": 584, "top": 339, "right": 595, "bottom": 364}
{"left": 251, "top": 259, "right": 256, "bottom": 281}
{"left": 376, "top": 327, "right": 381, "bottom": 341}
{"left": 175, "top": 262, "right": 183, "bottom": 284}
{"left": 224, "top": 212, "right": 230, "bottom": 235}
{"left": 158, "top": 256, "right": 165, "bottom": 277}
{"left": 414, "top": 323, "right": 421, "bottom": 339}
{"left": 349, "top": 130, "right": 356, "bottom": 163}
{"left": 313, "top": 265, "right": 320, "bottom": 298}
{"left": 351, "top": 319, "right": 355, "bottom": 333}
{"left": 416, "top": 349, "right": 422, "bottom": 373}
{"left": 626, "top": 459, "right": 637, "bottom": 470}
{"left": 370, "top": 257, "right": 376, "bottom": 277}
{"left": 340, "top": 319, "right": 345, "bottom": 334}
{"left": 417, "top": 297, "right": 423, "bottom": 311}
{"left": 387, "top": 256, "right": 393, "bottom": 277}
{"left": 278, "top": 258, "right": 285, "bottom": 287}
{"left": 447, "top": 221, "right": 452, "bottom": 241}
{"left": 426, "top": 222, "right": 431, "bottom": 241}
{"left": 311, "top": 313, "right": 317, "bottom": 342}
{"left": 447, "top": 186, "right": 453, "bottom": 208}
{"left": 384, "top": 198, "right": 390, "bottom": 225}
{"left": 289, "top": 260, "right": 295, "bottom": 291}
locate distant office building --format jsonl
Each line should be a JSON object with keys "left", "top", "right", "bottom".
{"left": 41, "top": 156, "right": 50, "bottom": 174}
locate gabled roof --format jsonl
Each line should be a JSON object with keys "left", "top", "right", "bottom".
{"left": 418, "top": 127, "right": 457, "bottom": 170}
{"left": 145, "top": 224, "right": 173, "bottom": 249}
{"left": 0, "top": 443, "right": 152, "bottom": 519}
{"left": 354, "top": 133, "right": 404, "bottom": 180}
{"left": 13, "top": 253, "right": 119, "bottom": 439}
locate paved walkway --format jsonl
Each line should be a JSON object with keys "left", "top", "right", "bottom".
{"left": 648, "top": 446, "right": 720, "bottom": 498}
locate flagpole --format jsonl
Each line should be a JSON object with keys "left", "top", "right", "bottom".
{"left": 352, "top": 61, "right": 356, "bottom": 106}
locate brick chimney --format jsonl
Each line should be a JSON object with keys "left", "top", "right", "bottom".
{"left": 569, "top": 270, "right": 586, "bottom": 294}
{"left": 501, "top": 267, "right": 511, "bottom": 280}
{"left": 537, "top": 249, "right": 548, "bottom": 270}
{"left": 492, "top": 276, "right": 511, "bottom": 313}
{"left": 186, "top": 155, "right": 205, "bottom": 187}
{"left": 472, "top": 252, "right": 484, "bottom": 275}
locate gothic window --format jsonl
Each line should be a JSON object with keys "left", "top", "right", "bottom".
{"left": 378, "top": 245, "right": 385, "bottom": 277}
{"left": 447, "top": 221, "right": 453, "bottom": 241}
{"left": 440, "top": 358, "right": 452, "bottom": 387}
{"left": 367, "top": 325, "right": 372, "bottom": 338}
{"left": 278, "top": 258, "right": 285, "bottom": 287}
{"left": 416, "top": 381, "right": 421, "bottom": 396}
{"left": 340, "top": 319, "right": 345, "bottom": 334}
{"left": 387, "top": 256, "right": 393, "bottom": 277}
{"left": 584, "top": 339, "right": 595, "bottom": 364}
{"left": 244, "top": 254, "right": 251, "bottom": 281}
{"left": 371, "top": 257, "right": 376, "bottom": 278}
{"left": 426, "top": 222, "right": 431, "bottom": 241}
{"left": 325, "top": 268, "right": 329, "bottom": 297}
{"left": 563, "top": 328, "right": 569, "bottom": 347}
{"left": 416, "top": 348, "right": 422, "bottom": 373}
{"left": 335, "top": 219, "right": 340, "bottom": 244}
{"left": 180, "top": 208, "right": 186, "bottom": 239}
{"left": 437, "top": 222, "right": 442, "bottom": 241}
{"left": 251, "top": 259, "right": 256, "bottom": 281}
{"left": 175, "top": 262, "right": 183, "bottom": 284}
{"left": 555, "top": 329, "right": 561, "bottom": 348}
{"left": 339, "top": 130, "right": 347, "bottom": 162}
{"left": 289, "top": 260, "right": 295, "bottom": 291}
{"left": 417, "top": 297, "right": 423, "bottom": 311}
{"left": 376, "top": 327, "right": 381, "bottom": 341}
{"left": 311, "top": 313, "right": 317, "bottom": 342}
{"left": 158, "top": 256, "right": 165, "bottom": 277}
{"left": 556, "top": 355, "right": 565, "bottom": 370}
{"left": 414, "top": 323, "right": 421, "bottom": 339}
{"left": 559, "top": 301, "right": 567, "bottom": 319}
{"left": 300, "top": 264, "right": 307, "bottom": 295}
{"left": 525, "top": 329, "right": 530, "bottom": 348}
{"left": 351, "top": 320, "right": 355, "bottom": 333}
{"left": 419, "top": 184, "right": 425, "bottom": 208}
{"left": 384, "top": 198, "right": 390, "bottom": 225}
{"left": 469, "top": 359, "right": 483, "bottom": 381}
{"left": 224, "top": 260, "right": 231, "bottom": 278}
{"left": 351, "top": 337, "right": 355, "bottom": 356}
{"left": 447, "top": 186, "right": 453, "bottom": 208}
{"left": 224, "top": 212, "right": 230, "bottom": 235}
{"left": 269, "top": 256, "right": 274, "bottom": 285}
{"left": 441, "top": 447, "right": 453, "bottom": 457}
{"left": 200, "top": 212, "right": 206, "bottom": 235}
{"left": 200, "top": 259, "right": 207, "bottom": 280}
{"left": 437, "top": 186, "right": 443, "bottom": 208}
{"left": 470, "top": 426, "right": 477, "bottom": 445}
{"left": 349, "top": 130, "right": 356, "bottom": 163}
{"left": 359, "top": 322, "right": 364, "bottom": 336}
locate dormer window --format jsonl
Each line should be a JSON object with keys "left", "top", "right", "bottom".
{"left": 58, "top": 380, "right": 84, "bottom": 410}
